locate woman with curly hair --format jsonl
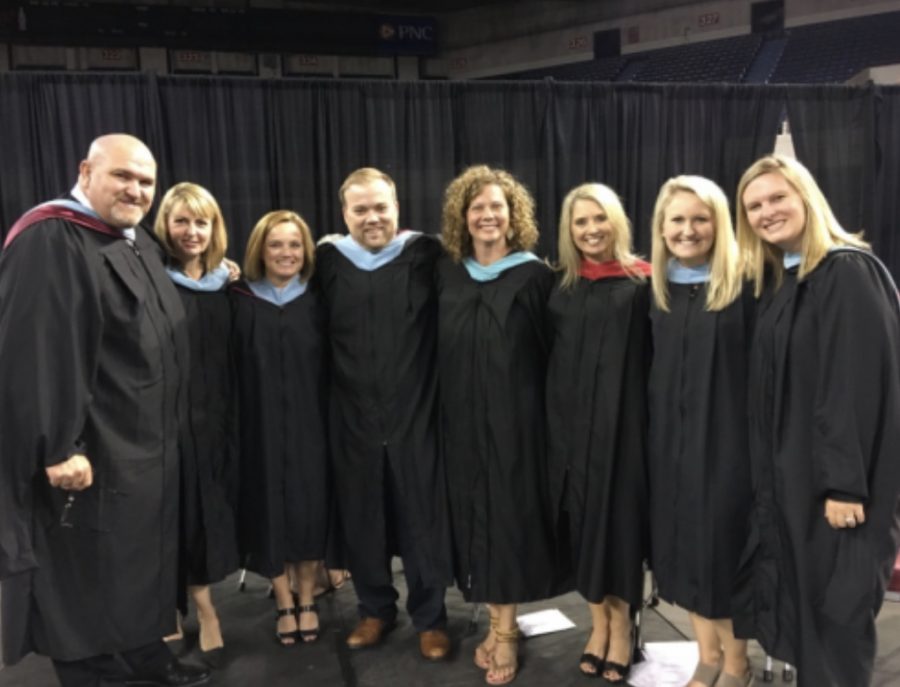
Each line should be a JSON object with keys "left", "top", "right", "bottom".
{"left": 546, "top": 183, "right": 651, "bottom": 683}
{"left": 154, "top": 182, "right": 239, "bottom": 664}
{"left": 648, "top": 175, "right": 754, "bottom": 687}
{"left": 437, "top": 165, "right": 560, "bottom": 686}
{"left": 733, "top": 155, "right": 900, "bottom": 687}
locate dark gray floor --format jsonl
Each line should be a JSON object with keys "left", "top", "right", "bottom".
{"left": 2, "top": 567, "right": 899, "bottom": 686}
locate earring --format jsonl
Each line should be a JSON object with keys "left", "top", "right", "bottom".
{"left": 506, "top": 229, "right": 514, "bottom": 241}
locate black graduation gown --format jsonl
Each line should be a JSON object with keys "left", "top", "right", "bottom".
{"left": 648, "top": 283, "right": 753, "bottom": 619}
{"left": 546, "top": 274, "right": 651, "bottom": 606}
{"left": 174, "top": 284, "right": 239, "bottom": 588}
{"left": 0, "top": 218, "right": 188, "bottom": 664}
{"left": 437, "top": 257, "right": 559, "bottom": 603}
{"left": 230, "top": 281, "right": 330, "bottom": 578}
{"left": 315, "top": 235, "right": 452, "bottom": 588}
{"left": 733, "top": 252, "right": 900, "bottom": 687}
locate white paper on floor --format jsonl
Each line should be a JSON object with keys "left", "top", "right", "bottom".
{"left": 515, "top": 608, "right": 576, "bottom": 637}
{"left": 628, "top": 641, "right": 700, "bottom": 687}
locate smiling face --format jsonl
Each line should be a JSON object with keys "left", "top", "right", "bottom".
{"left": 79, "top": 137, "right": 156, "bottom": 229}
{"left": 661, "top": 191, "right": 715, "bottom": 267}
{"left": 166, "top": 202, "right": 212, "bottom": 267}
{"left": 262, "top": 221, "right": 305, "bottom": 286}
{"left": 570, "top": 198, "right": 615, "bottom": 263}
{"left": 466, "top": 183, "right": 510, "bottom": 250}
{"left": 342, "top": 179, "right": 399, "bottom": 252}
{"left": 741, "top": 171, "right": 807, "bottom": 253}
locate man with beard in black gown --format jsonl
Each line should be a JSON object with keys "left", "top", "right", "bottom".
{"left": 0, "top": 134, "right": 208, "bottom": 687}
{"left": 316, "top": 167, "right": 453, "bottom": 661}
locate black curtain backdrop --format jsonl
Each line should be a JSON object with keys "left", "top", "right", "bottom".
{"left": 1, "top": 74, "right": 897, "bottom": 276}
{"left": 787, "top": 85, "right": 878, "bottom": 241}
{"left": 874, "top": 86, "right": 900, "bottom": 276}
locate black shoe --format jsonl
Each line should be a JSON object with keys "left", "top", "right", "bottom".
{"left": 602, "top": 659, "right": 631, "bottom": 685}
{"left": 199, "top": 646, "right": 224, "bottom": 670}
{"left": 578, "top": 652, "right": 604, "bottom": 678}
{"left": 125, "top": 659, "right": 211, "bottom": 686}
{"left": 297, "top": 602, "right": 320, "bottom": 643}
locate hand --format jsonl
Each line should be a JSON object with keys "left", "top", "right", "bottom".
{"left": 46, "top": 453, "right": 93, "bottom": 491}
{"left": 824, "top": 498, "right": 866, "bottom": 529}
{"left": 223, "top": 258, "right": 241, "bottom": 282}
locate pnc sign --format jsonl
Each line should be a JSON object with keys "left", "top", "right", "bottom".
{"left": 376, "top": 15, "right": 437, "bottom": 55}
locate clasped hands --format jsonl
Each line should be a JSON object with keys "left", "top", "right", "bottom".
{"left": 45, "top": 453, "right": 93, "bottom": 491}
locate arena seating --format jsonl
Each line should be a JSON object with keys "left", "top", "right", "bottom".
{"left": 630, "top": 33, "right": 762, "bottom": 82}
{"left": 495, "top": 10, "right": 900, "bottom": 85}
{"left": 494, "top": 55, "right": 629, "bottom": 82}
{"left": 770, "top": 11, "right": 900, "bottom": 83}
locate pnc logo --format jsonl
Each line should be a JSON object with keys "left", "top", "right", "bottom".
{"left": 379, "top": 22, "right": 435, "bottom": 41}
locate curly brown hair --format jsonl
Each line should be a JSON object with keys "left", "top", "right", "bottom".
{"left": 441, "top": 165, "right": 539, "bottom": 262}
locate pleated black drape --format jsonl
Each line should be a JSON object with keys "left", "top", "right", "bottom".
{"left": 0, "top": 73, "right": 167, "bottom": 231}
{"left": 786, "top": 85, "right": 878, "bottom": 239}
{"left": 452, "top": 81, "right": 557, "bottom": 254}
{"left": 1, "top": 73, "right": 897, "bottom": 277}
{"left": 156, "top": 77, "right": 277, "bottom": 241}
{"left": 549, "top": 82, "right": 785, "bottom": 254}
{"left": 874, "top": 86, "right": 900, "bottom": 276}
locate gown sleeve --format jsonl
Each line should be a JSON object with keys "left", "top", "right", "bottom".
{"left": 809, "top": 253, "right": 900, "bottom": 502}
{"left": 0, "top": 222, "right": 102, "bottom": 578}
{"left": 520, "top": 263, "right": 554, "bottom": 352}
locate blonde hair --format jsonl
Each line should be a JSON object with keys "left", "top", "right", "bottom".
{"left": 339, "top": 167, "right": 398, "bottom": 207}
{"left": 650, "top": 175, "right": 742, "bottom": 312}
{"left": 557, "top": 183, "right": 646, "bottom": 289}
{"left": 736, "top": 154, "right": 869, "bottom": 297}
{"left": 441, "top": 165, "right": 538, "bottom": 262}
{"left": 243, "top": 210, "right": 316, "bottom": 283}
{"left": 153, "top": 182, "right": 228, "bottom": 273}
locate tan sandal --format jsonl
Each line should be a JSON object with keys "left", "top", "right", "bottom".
{"left": 474, "top": 611, "right": 499, "bottom": 669}
{"left": 485, "top": 626, "right": 519, "bottom": 686}
{"left": 714, "top": 669, "right": 754, "bottom": 687}
{"left": 690, "top": 660, "right": 723, "bottom": 686}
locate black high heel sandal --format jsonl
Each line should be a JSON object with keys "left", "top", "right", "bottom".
{"left": 578, "top": 652, "right": 604, "bottom": 678}
{"left": 602, "top": 623, "right": 635, "bottom": 684}
{"left": 603, "top": 658, "right": 631, "bottom": 684}
{"left": 275, "top": 606, "right": 299, "bottom": 646}
{"left": 297, "top": 603, "right": 320, "bottom": 643}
